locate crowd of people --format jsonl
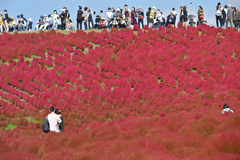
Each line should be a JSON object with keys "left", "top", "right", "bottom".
{"left": 0, "top": 2, "right": 240, "bottom": 33}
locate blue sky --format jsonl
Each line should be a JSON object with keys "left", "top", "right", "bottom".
{"left": 1, "top": 0, "right": 240, "bottom": 27}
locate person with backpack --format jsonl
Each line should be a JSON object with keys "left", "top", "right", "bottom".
{"left": 3, "top": 10, "right": 10, "bottom": 32}
{"left": 87, "top": 7, "right": 94, "bottom": 29}
{"left": 43, "top": 106, "right": 62, "bottom": 132}
{"left": 77, "top": 6, "right": 83, "bottom": 30}
{"left": 226, "top": 4, "right": 234, "bottom": 28}
{"left": 137, "top": 7, "right": 144, "bottom": 29}
{"left": 124, "top": 4, "right": 131, "bottom": 27}
{"left": 222, "top": 104, "right": 233, "bottom": 114}
{"left": 27, "top": 18, "right": 33, "bottom": 31}
{"left": 234, "top": 8, "right": 240, "bottom": 28}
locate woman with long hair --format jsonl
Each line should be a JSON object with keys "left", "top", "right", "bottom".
{"left": 131, "top": 7, "right": 137, "bottom": 28}
{"left": 197, "top": 6, "right": 204, "bottom": 25}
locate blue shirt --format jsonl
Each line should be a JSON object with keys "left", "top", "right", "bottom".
{"left": 48, "top": 17, "right": 53, "bottom": 25}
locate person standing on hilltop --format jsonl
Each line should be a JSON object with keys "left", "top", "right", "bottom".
{"left": 77, "top": 6, "right": 83, "bottom": 30}
{"left": 226, "top": 4, "right": 234, "bottom": 27}
{"left": 124, "top": 4, "right": 131, "bottom": 27}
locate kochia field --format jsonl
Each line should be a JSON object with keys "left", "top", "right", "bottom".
{"left": 0, "top": 24, "right": 240, "bottom": 160}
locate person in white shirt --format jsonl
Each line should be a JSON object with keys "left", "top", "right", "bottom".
{"left": 156, "top": 9, "right": 161, "bottom": 26}
{"left": 47, "top": 106, "right": 62, "bottom": 132}
{"left": 222, "top": 104, "right": 234, "bottom": 114}
{"left": 106, "top": 8, "right": 113, "bottom": 28}
{"left": 215, "top": 2, "right": 223, "bottom": 27}
{"left": 52, "top": 10, "right": 59, "bottom": 30}
{"left": 171, "top": 8, "right": 177, "bottom": 27}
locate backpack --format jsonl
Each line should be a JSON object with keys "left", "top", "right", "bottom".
{"left": 116, "top": 11, "right": 121, "bottom": 18}
{"left": 42, "top": 115, "right": 50, "bottom": 133}
{"left": 88, "top": 11, "right": 92, "bottom": 20}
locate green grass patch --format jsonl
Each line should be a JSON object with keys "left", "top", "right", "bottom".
{"left": 0, "top": 123, "right": 17, "bottom": 130}
{"left": 25, "top": 117, "right": 42, "bottom": 123}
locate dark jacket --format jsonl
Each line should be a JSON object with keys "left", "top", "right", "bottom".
{"left": 28, "top": 21, "right": 33, "bottom": 29}
{"left": 4, "top": 13, "right": 10, "bottom": 23}
{"left": 146, "top": 11, "right": 150, "bottom": 20}
{"left": 77, "top": 10, "right": 83, "bottom": 21}
{"left": 182, "top": 9, "right": 188, "bottom": 22}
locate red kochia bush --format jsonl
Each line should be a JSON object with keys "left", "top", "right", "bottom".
{"left": 211, "top": 132, "right": 240, "bottom": 154}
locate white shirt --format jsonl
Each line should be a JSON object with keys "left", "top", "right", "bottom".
{"left": 47, "top": 113, "right": 62, "bottom": 131}
{"left": 222, "top": 108, "right": 233, "bottom": 114}
{"left": 106, "top": 11, "right": 113, "bottom": 19}
{"left": 172, "top": 10, "right": 177, "bottom": 16}
{"left": 157, "top": 12, "right": 161, "bottom": 19}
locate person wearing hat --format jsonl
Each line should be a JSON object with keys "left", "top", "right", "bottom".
{"left": 3, "top": 10, "right": 9, "bottom": 32}
{"left": 77, "top": 6, "right": 83, "bottom": 30}
{"left": 39, "top": 14, "right": 49, "bottom": 30}
{"left": 52, "top": 10, "right": 59, "bottom": 30}
{"left": 124, "top": 4, "right": 131, "bottom": 27}
{"left": 137, "top": 7, "right": 144, "bottom": 29}
{"left": 94, "top": 15, "right": 101, "bottom": 29}
{"left": 17, "top": 14, "right": 27, "bottom": 31}
{"left": 9, "top": 17, "right": 17, "bottom": 32}
{"left": 226, "top": 4, "right": 234, "bottom": 27}
{"left": 150, "top": 6, "right": 156, "bottom": 28}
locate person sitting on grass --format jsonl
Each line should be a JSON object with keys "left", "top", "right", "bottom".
{"left": 222, "top": 104, "right": 234, "bottom": 114}
{"left": 47, "top": 106, "right": 62, "bottom": 132}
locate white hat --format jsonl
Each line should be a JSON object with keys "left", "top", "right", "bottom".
{"left": 153, "top": 6, "right": 156, "bottom": 9}
{"left": 61, "top": 9, "right": 64, "bottom": 12}
{"left": 117, "top": 8, "right": 120, "bottom": 11}
{"left": 140, "top": 7, "right": 142, "bottom": 9}
{"left": 29, "top": 18, "right": 32, "bottom": 21}
{"left": 44, "top": 14, "right": 47, "bottom": 17}
{"left": 228, "top": 4, "right": 231, "bottom": 7}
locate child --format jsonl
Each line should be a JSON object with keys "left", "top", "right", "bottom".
{"left": 27, "top": 18, "right": 33, "bottom": 31}
{"left": 222, "top": 104, "right": 234, "bottom": 114}
{"left": 189, "top": 19, "right": 196, "bottom": 26}
{"left": 68, "top": 19, "right": 73, "bottom": 30}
